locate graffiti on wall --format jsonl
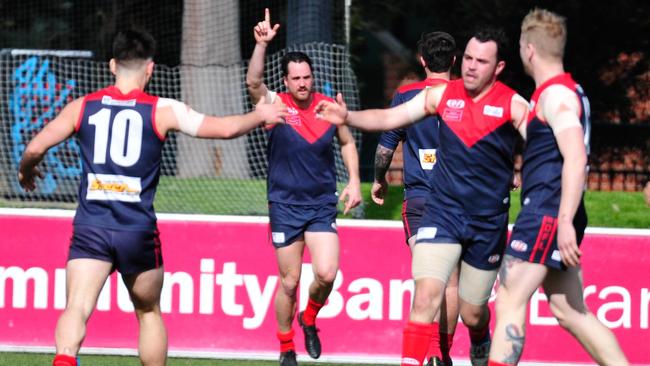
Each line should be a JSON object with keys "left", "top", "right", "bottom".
{"left": 10, "top": 57, "right": 81, "bottom": 194}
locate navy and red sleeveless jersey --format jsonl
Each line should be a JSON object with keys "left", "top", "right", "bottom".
{"left": 73, "top": 86, "right": 164, "bottom": 231}
{"left": 266, "top": 92, "right": 338, "bottom": 205}
{"left": 520, "top": 73, "right": 590, "bottom": 216}
{"left": 379, "top": 78, "right": 447, "bottom": 199}
{"left": 432, "top": 79, "right": 518, "bottom": 215}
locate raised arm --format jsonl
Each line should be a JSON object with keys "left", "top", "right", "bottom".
{"left": 336, "top": 125, "right": 362, "bottom": 214}
{"left": 18, "top": 98, "right": 81, "bottom": 191}
{"left": 245, "top": 8, "right": 280, "bottom": 104}
{"left": 156, "top": 96, "right": 287, "bottom": 139}
{"left": 316, "top": 84, "right": 445, "bottom": 132}
{"left": 542, "top": 85, "right": 587, "bottom": 267}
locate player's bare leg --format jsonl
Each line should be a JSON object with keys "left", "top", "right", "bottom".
{"left": 543, "top": 267, "right": 629, "bottom": 366}
{"left": 458, "top": 262, "right": 499, "bottom": 366}
{"left": 275, "top": 239, "right": 306, "bottom": 331}
{"left": 54, "top": 259, "right": 112, "bottom": 358}
{"left": 402, "top": 243, "right": 460, "bottom": 366}
{"left": 440, "top": 265, "right": 460, "bottom": 363}
{"left": 298, "top": 232, "right": 339, "bottom": 359}
{"left": 489, "top": 255, "right": 547, "bottom": 365}
{"left": 123, "top": 267, "right": 167, "bottom": 366}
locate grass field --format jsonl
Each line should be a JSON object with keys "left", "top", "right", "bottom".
{"left": 2, "top": 177, "right": 649, "bottom": 227}
{"left": 0, "top": 352, "right": 370, "bottom": 365}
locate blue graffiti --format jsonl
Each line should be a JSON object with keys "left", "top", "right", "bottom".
{"left": 10, "top": 56, "right": 81, "bottom": 194}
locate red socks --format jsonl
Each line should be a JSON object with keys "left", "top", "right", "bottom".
{"left": 301, "top": 298, "right": 325, "bottom": 326}
{"left": 277, "top": 329, "right": 296, "bottom": 353}
{"left": 53, "top": 354, "right": 77, "bottom": 366}
{"left": 426, "top": 322, "right": 442, "bottom": 360}
{"left": 401, "top": 321, "right": 434, "bottom": 366}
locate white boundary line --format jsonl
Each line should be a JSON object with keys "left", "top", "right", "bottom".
{"left": 0, "top": 345, "right": 616, "bottom": 366}
{"left": 1, "top": 207, "right": 649, "bottom": 236}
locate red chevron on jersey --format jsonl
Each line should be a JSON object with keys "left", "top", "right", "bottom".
{"left": 276, "top": 92, "right": 334, "bottom": 144}
{"left": 437, "top": 79, "right": 515, "bottom": 147}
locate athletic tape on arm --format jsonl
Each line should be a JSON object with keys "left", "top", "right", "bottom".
{"left": 158, "top": 98, "right": 205, "bottom": 136}
{"left": 542, "top": 85, "right": 582, "bottom": 136}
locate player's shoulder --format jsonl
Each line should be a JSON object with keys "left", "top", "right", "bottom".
{"left": 397, "top": 79, "right": 428, "bottom": 94}
{"left": 312, "top": 92, "right": 334, "bottom": 102}
{"left": 493, "top": 80, "right": 518, "bottom": 96}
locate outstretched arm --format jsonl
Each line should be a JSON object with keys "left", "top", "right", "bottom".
{"left": 245, "top": 8, "right": 280, "bottom": 104}
{"left": 542, "top": 85, "right": 587, "bottom": 267}
{"left": 316, "top": 85, "right": 444, "bottom": 132}
{"left": 156, "top": 96, "right": 287, "bottom": 139}
{"left": 337, "top": 125, "right": 362, "bottom": 214}
{"left": 19, "top": 98, "right": 81, "bottom": 191}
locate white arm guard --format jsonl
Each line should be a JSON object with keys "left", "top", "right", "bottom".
{"left": 158, "top": 98, "right": 205, "bottom": 136}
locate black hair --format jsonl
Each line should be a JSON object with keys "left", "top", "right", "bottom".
{"left": 112, "top": 28, "right": 156, "bottom": 63}
{"left": 281, "top": 52, "right": 313, "bottom": 77}
{"left": 472, "top": 26, "right": 508, "bottom": 62}
{"left": 417, "top": 31, "right": 456, "bottom": 73}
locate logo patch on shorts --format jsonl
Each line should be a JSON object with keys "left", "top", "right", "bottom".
{"left": 510, "top": 240, "right": 528, "bottom": 252}
{"left": 416, "top": 227, "right": 437, "bottom": 240}
{"left": 331, "top": 222, "right": 337, "bottom": 231}
{"left": 272, "top": 232, "right": 286, "bottom": 244}
{"left": 488, "top": 254, "right": 501, "bottom": 263}
{"left": 551, "top": 250, "right": 561, "bottom": 262}
{"left": 418, "top": 149, "right": 437, "bottom": 170}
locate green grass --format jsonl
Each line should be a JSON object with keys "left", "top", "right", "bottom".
{"left": 360, "top": 184, "right": 650, "bottom": 228}
{"left": 2, "top": 178, "right": 649, "bottom": 227}
{"left": 0, "top": 352, "right": 368, "bottom": 365}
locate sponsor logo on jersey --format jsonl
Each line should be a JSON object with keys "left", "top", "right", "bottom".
{"left": 418, "top": 149, "right": 437, "bottom": 170}
{"left": 529, "top": 100, "right": 536, "bottom": 110}
{"left": 86, "top": 173, "right": 142, "bottom": 202}
{"left": 483, "top": 105, "right": 504, "bottom": 118}
{"left": 416, "top": 227, "right": 437, "bottom": 240}
{"left": 102, "top": 96, "right": 136, "bottom": 107}
{"left": 488, "top": 254, "right": 501, "bottom": 264}
{"left": 446, "top": 99, "right": 465, "bottom": 109}
{"left": 551, "top": 250, "right": 561, "bottom": 262}
{"left": 272, "top": 232, "right": 286, "bottom": 244}
{"left": 443, "top": 99, "right": 464, "bottom": 122}
{"left": 285, "top": 107, "right": 301, "bottom": 125}
{"left": 510, "top": 240, "right": 528, "bottom": 252}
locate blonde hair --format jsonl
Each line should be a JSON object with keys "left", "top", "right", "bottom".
{"left": 521, "top": 8, "right": 567, "bottom": 60}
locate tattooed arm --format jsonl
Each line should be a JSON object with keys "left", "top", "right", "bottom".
{"left": 371, "top": 143, "right": 396, "bottom": 205}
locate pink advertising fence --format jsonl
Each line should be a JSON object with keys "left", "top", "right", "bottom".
{"left": 1, "top": 208, "right": 649, "bottom": 365}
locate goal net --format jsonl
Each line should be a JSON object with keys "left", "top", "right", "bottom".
{"left": 0, "top": 0, "right": 361, "bottom": 216}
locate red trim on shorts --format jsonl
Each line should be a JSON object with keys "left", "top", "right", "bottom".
{"left": 539, "top": 217, "right": 558, "bottom": 265}
{"left": 153, "top": 230, "right": 162, "bottom": 268}
{"left": 529, "top": 216, "right": 555, "bottom": 263}
{"left": 402, "top": 200, "right": 411, "bottom": 238}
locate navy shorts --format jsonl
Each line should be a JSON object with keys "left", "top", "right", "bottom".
{"left": 269, "top": 202, "right": 338, "bottom": 248}
{"left": 507, "top": 207, "right": 587, "bottom": 270}
{"left": 401, "top": 196, "right": 427, "bottom": 244}
{"left": 415, "top": 203, "right": 509, "bottom": 270}
{"left": 69, "top": 225, "right": 163, "bottom": 275}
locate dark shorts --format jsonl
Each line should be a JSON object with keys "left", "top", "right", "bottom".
{"left": 507, "top": 208, "right": 587, "bottom": 270}
{"left": 69, "top": 225, "right": 163, "bottom": 275}
{"left": 269, "top": 202, "right": 338, "bottom": 248}
{"left": 401, "top": 196, "right": 427, "bottom": 244}
{"left": 415, "top": 202, "right": 508, "bottom": 270}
